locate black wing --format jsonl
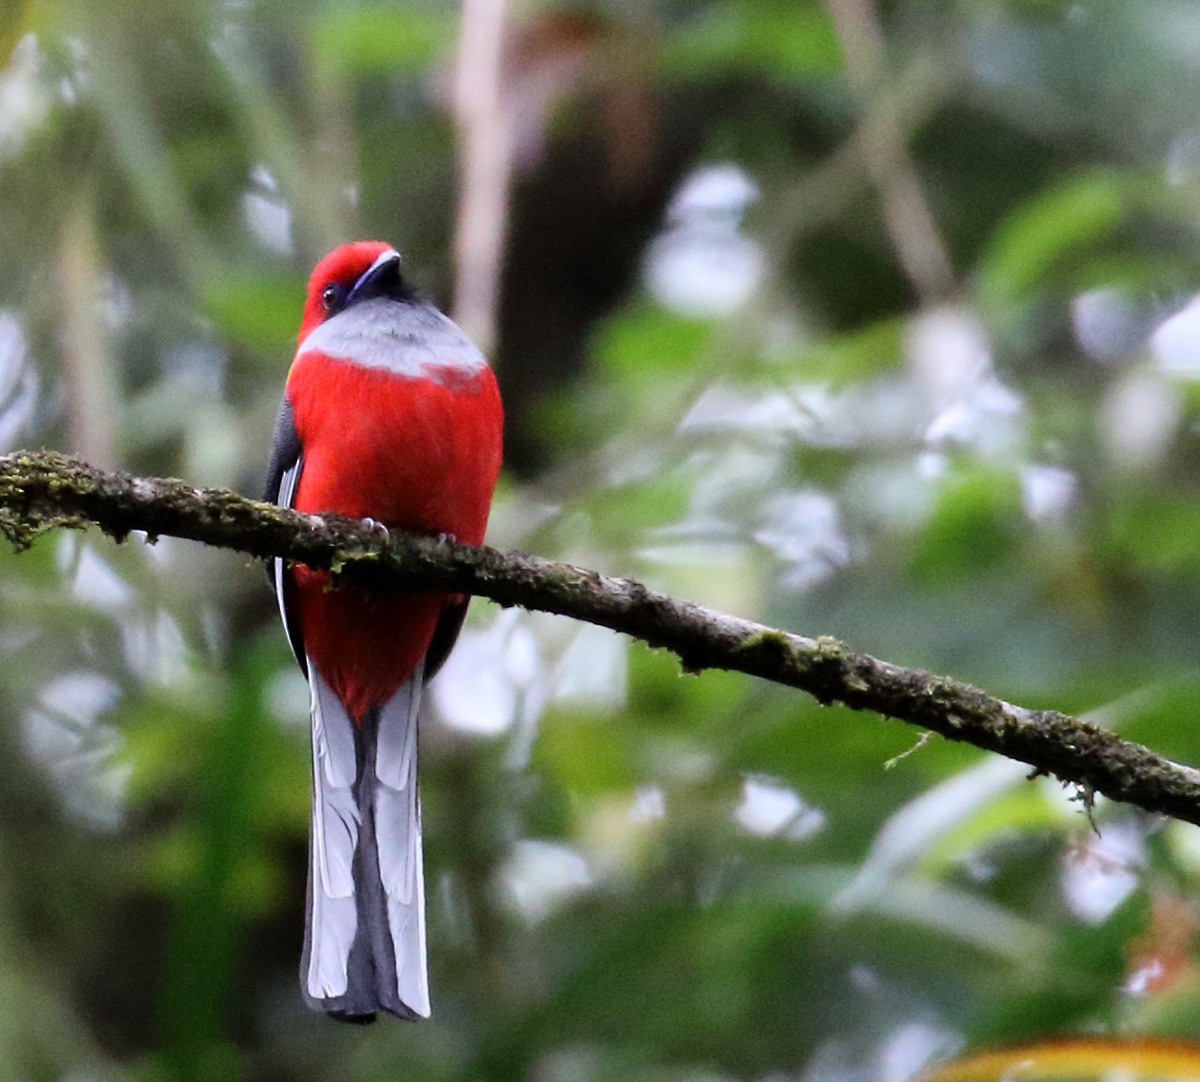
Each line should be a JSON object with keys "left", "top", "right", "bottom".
{"left": 424, "top": 597, "right": 469, "bottom": 682}
{"left": 264, "top": 395, "right": 307, "bottom": 674}
{"left": 264, "top": 395, "right": 303, "bottom": 510}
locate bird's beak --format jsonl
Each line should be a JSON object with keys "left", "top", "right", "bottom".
{"left": 348, "top": 250, "right": 402, "bottom": 305}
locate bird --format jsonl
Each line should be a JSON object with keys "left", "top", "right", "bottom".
{"left": 264, "top": 241, "right": 503, "bottom": 1022}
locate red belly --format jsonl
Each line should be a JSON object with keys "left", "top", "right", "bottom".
{"left": 285, "top": 352, "right": 502, "bottom": 718}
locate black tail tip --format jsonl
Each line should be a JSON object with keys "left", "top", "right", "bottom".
{"left": 329, "top": 1010, "right": 377, "bottom": 1025}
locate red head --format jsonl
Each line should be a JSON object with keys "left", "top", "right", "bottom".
{"left": 298, "top": 241, "right": 406, "bottom": 343}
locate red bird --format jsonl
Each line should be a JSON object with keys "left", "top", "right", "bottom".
{"left": 265, "top": 242, "right": 503, "bottom": 1022}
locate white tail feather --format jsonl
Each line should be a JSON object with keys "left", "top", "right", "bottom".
{"left": 313, "top": 673, "right": 356, "bottom": 788}
{"left": 375, "top": 666, "right": 430, "bottom": 1016}
{"left": 375, "top": 667, "right": 420, "bottom": 789}
{"left": 306, "top": 664, "right": 359, "bottom": 999}
{"left": 307, "top": 844, "right": 357, "bottom": 998}
{"left": 392, "top": 823, "right": 428, "bottom": 1013}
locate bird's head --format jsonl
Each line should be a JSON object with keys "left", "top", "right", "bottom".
{"left": 298, "top": 241, "right": 411, "bottom": 343}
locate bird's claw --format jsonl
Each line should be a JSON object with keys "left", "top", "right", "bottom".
{"left": 436, "top": 531, "right": 457, "bottom": 548}
{"left": 362, "top": 517, "right": 390, "bottom": 538}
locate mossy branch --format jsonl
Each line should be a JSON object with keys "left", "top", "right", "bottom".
{"left": 3, "top": 449, "right": 1199, "bottom": 824}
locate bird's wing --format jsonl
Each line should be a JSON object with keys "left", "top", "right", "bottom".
{"left": 264, "top": 395, "right": 307, "bottom": 673}
{"left": 424, "top": 597, "right": 469, "bottom": 682}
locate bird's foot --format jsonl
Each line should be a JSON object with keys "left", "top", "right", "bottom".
{"left": 435, "top": 531, "right": 457, "bottom": 548}
{"left": 362, "top": 517, "right": 390, "bottom": 538}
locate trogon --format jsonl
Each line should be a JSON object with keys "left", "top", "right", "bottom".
{"left": 265, "top": 242, "right": 503, "bottom": 1022}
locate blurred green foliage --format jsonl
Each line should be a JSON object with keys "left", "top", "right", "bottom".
{"left": 6, "top": 1, "right": 1200, "bottom": 1080}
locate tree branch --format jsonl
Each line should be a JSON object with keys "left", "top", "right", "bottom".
{"left": 3, "top": 449, "right": 1199, "bottom": 824}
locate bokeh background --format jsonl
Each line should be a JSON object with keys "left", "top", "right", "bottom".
{"left": 5, "top": 0, "right": 1200, "bottom": 1079}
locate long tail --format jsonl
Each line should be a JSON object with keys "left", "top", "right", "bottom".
{"left": 302, "top": 660, "right": 429, "bottom": 1022}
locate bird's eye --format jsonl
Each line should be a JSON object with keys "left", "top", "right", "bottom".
{"left": 321, "top": 283, "right": 347, "bottom": 313}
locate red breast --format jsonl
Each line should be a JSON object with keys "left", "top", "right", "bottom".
{"left": 285, "top": 316, "right": 502, "bottom": 720}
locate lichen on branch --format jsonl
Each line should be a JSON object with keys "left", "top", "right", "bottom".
{"left": 3, "top": 448, "right": 1200, "bottom": 826}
